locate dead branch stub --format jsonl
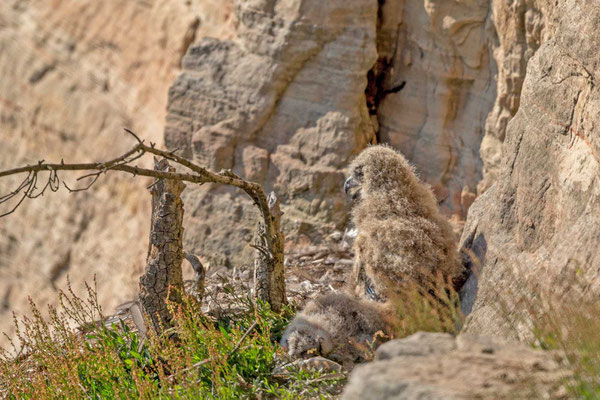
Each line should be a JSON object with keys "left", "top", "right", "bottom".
{"left": 253, "top": 192, "right": 286, "bottom": 312}
{"left": 184, "top": 252, "right": 205, "bottom": 302}
{"left": 138, "top": 158, "right": 185, "bottom": 332}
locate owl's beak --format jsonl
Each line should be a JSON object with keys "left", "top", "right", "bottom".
{"left": 344, "top": 176, "right": 361, "bottom": 201}
{"left": 344, "top": 176, "right": 357, "bottom": 195}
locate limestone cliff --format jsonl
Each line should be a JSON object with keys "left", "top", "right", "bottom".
{"left": 164, "top": 0, "right": 378, "bottom": 266}
{"left": 165, "top": 0, "right": 547, "bottom": 268}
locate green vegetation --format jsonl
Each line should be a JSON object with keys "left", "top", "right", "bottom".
{"left": 0, "top": 279, "right": 344, "bottom": 399}
{"left": 5, "top": 269, "right": 598, "bottom": 400}
{"left": 0, "top": 273, "right": 465, "bottom": 399}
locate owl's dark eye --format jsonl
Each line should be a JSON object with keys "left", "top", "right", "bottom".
{"left": 354, "top": 167, "right": 364, "bottom": 179}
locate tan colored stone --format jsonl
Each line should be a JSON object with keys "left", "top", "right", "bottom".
{"left": 375, "top": 0, "right": 494, "bottom": 218}
{"left": 242, "top": 145, "right": 270, "bottom": 183}
{"left": 461, "top": 0, "right": 600, "bottom": 339}
{"left": 166, "top": 0, "right": 378, "bottom": 265}
{"left": 479, "top": 0, "right": 551, "bottom": 193}
{"left": 342, "top": 332, "right": 569, "bottom": 400}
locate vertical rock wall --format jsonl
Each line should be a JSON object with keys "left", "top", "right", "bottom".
{"left": 375, "top": 0, "right": 494, "bottom": 217}
{"left": 479, "top": 0, "right": 550, "bottom": 192}
{"left": 167, "top": 0, "right": 549, "bottom": 262}
{"left": 165, "top": 0, "right": 379, "bottom": 265}
{"left": 461, "top": 0, "right": 600, "bottom": 339}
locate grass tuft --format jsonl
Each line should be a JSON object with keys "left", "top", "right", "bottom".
{"left": 530, "top": 297, "right": 600, "bottom": 399}
{"left": 389, "top": 273, "right": 463, "bottom": 338}
{"left": 490, "top": 261, "right": 600, "bottom": 399}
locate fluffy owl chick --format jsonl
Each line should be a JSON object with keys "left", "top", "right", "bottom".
{"left": 281, "top": 145, "right": 464, "bottom": 363}
{"left": 345, "top": 145, "right": 464, "bottom": 300}
{"left": 280, "top": 293, "right": 387, "bottom": 365}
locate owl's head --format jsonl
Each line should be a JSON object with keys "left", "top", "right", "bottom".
{"left": 345, "top": 145, "right": 418, "bottom": 203}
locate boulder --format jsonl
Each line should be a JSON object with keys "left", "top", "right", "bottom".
{"left": 342, "top": 332, "right": 569, "bottom": 400}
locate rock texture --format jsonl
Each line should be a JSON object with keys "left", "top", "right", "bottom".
{"left": 0, "top": 0, "right": 233, "bottom": 346}
{"left": 375, "top": 0, "right": 495, "bottom": 216}
{"left": 479, "top": 0, "right": 551, "bottom": 192}
{"left": 342, "top": 332, "right": 569, "bottom": 400}
{"left": 375, "top": 0, "right": 553, "bottom": 212}
{"left": 165, "top": 0, "right": 378, "bottom": 265}
{"left": 166, "top": 0, "right": 498, "bottom": 264}
{"left": 461, "top": 0, "right": 600, "bottom": 339}
{"left": 165, "top": 0, "right": 558, "bottom": 264}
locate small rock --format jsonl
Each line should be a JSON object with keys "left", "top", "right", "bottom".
{"left": 300, "top": 280, "right": 313, "bottom": 292}
{"left": 319, "top": 270, "right": 334, "bottom": 283}
{"left": 324, "top": 256, "right": 337, "bottom": 265}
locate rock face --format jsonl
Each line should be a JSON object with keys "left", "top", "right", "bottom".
{"left": 0, "top": 0, "right": 233, "bottom": 346}
{"left": 477, "top": 1, "right": 551, "bottom": 193}
{"left": 165, "top": 0, "right": 521, "bottom": 264}
{"left": 165, "top": 0, "right": 379, "bottom": 265}
{"left": 461, "top": 0, "right": 600, "bottom": 339}
{"left": 1, "top": 0, "right": 596, "bottom": 353}
{"left": 376, "top": 0, "right": 553, "bottom": 212}
{"left": 342, "top": 332, "right": 569, "bottom": 400}
{"left": 375, "top": 0, "right": 495, "bottom": 216}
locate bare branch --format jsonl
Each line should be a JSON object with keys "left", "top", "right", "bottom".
{"left": 0, "top": 175, "right": 35, "bottom": 217}
{"left": 28, "top": 168, "right": 60, "bottom": 198}
{"left": 229, "top": 320, "right": 258, "bottom": 355}
{"left": 63, "top": 175, "right": 101, "bottom": 193}
{"left": 249, "top": 243, "right": 270, "bottom": 258}
{"left": 0, "top": 130, "right": 287, "bottom": 310}
{"left": 124, "top": 128, "right": 143, "bottom": 144}
{"left": 0, "top": 172, "right": 32, "bottom": 203}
